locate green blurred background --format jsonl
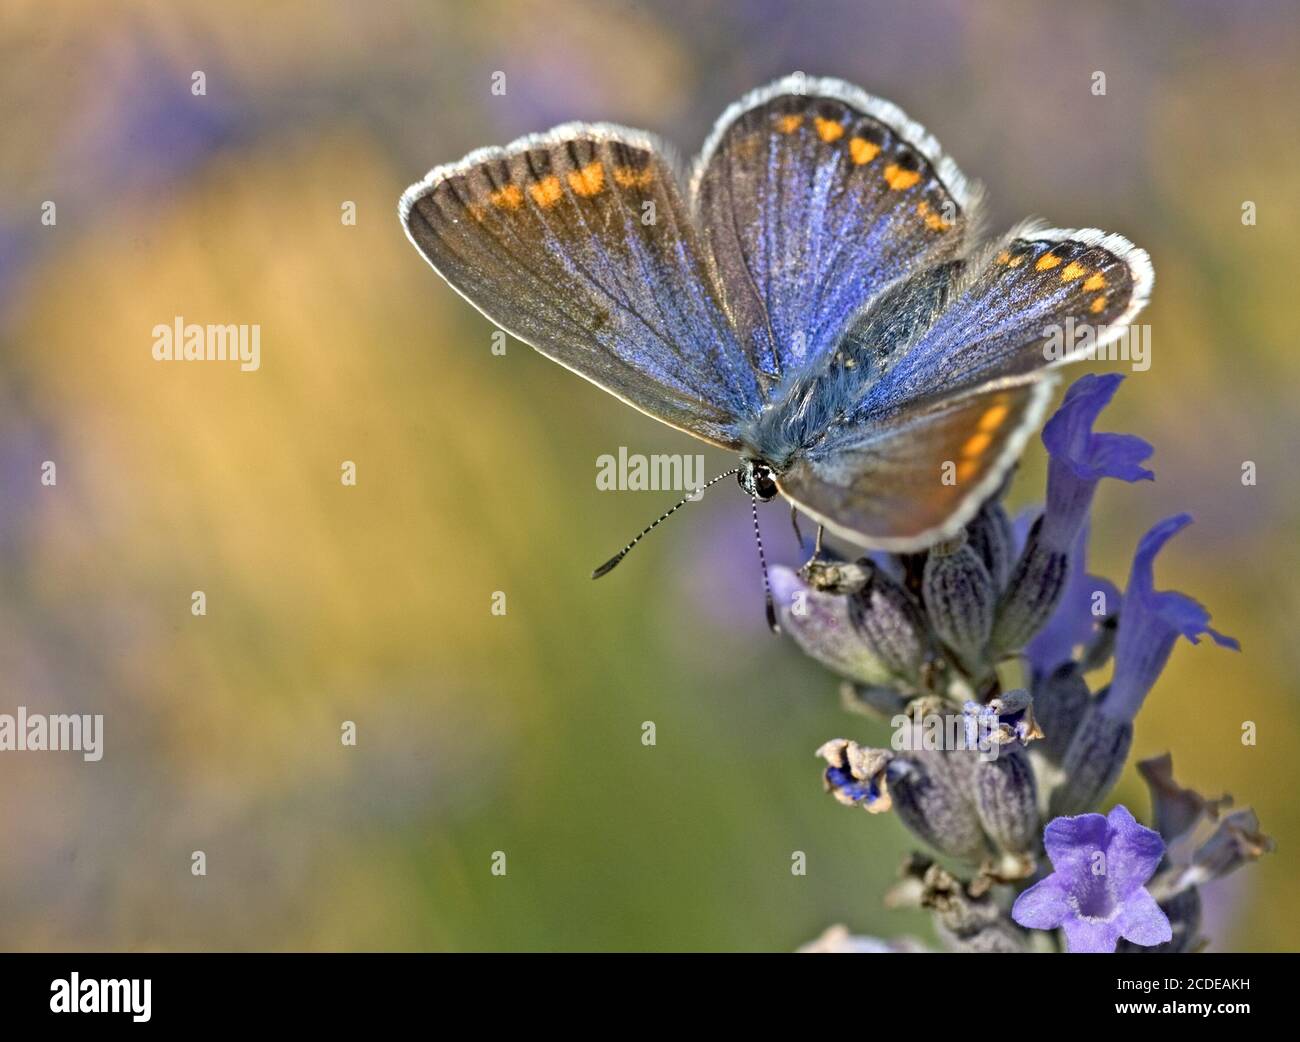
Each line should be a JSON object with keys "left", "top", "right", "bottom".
{"left": 1, "top": 0, "right": 1297, "bottom": 951}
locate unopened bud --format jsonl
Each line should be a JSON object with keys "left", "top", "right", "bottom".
{"left": 922, "top": 534, "right": 995, "bottom": 675}
{"left": 1033, "top": 662, "right": 1092, "bottom": 763}
{"left": 991, "top": 516, "right": 1069, "bottom": 654}
{"left": 1050, "top": 700, "right": 1133, "bottom": 816}
{"left": 966, "top": 501, "right": 1016, "bottom": 591}
{"left": 888, "top": 751, "right": 992, "bottom": 863}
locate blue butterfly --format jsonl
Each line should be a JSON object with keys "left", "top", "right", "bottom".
{"left": 399, "top": 75, "right": 1151, "bottom": 579}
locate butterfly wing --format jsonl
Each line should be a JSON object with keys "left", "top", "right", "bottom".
{"left": 400, "top": 124, "right": 763, "bottom": 449}
{"left": 855, "top": 226, "right": 1153, "bottom": 409}
{"left": 690, "top": 75, "right": 979, "bottom": 388}
{"left": 780, "top": 374, "right": 1056, "bottom": 551}
{"left": 779, "top": 227, "right": 1152, "bottom": 549}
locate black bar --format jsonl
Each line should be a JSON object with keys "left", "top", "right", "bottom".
{"left": 0, "top": 952, "right": 1289, "bottom": 1027}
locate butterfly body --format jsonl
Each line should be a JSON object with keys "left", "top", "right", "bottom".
{"left": 401, "top": 75, "right": 1151, "bottom": 552}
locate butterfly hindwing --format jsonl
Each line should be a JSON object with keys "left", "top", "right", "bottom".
{"left": 691, "top": 75, "right": 978, "bottom": 387}
{"left": 779, "top": 374, "right": 1056, "bottom": 550}
{"left": 401, "top": 124, "right": 762, "bottom": 448}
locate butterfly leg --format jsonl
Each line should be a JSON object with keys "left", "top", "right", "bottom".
{"left": 799, "top": 523, "right": 826, "bottom": 573}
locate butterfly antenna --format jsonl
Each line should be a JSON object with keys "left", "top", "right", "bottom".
{"left": 591, "top": 467, "right": 741, "bottom": 579}
{"left": 752, "top": 495, "right": 779, "bottom": 634}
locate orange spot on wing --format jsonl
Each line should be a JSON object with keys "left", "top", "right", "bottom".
{"left": 567, "top": 161, "right": 605, "bottom": 197}
{"left": 775, "top": 114, "right": 804, "bottom": 134}
{"left": 612, "top": 165, "right": 654, "bottom": 189}
{"left": 996, "top": 250, "right": 1011, "bottom": 265}
{"left": 1036, "top": 253, "right": 1062, "bottom": 271}
{"left": 957, "top": 460, "right": 979, "bottom": 482}
{"left": 529, "top": 176, "right": 563, "bottom": 207}
{"left": 918, "top": 200, "right": 951, "bottom": 231}
{"left": 884, "top": 164, "right": 921, "bottom": 190}
{"left": 849, "top": 137, "right": 880, "bottom": 164}
{"left": 978, "top": 404, "right": 1010, "bottom": 432}
{"left": 1083, "top": 273, "right": 1107, "bottom": 292}
{"left": 489, "top": 184, "right": 524, "bottom": 210}
{"left": 1060, "top": 261, "right": 1088, "bottom": 281}
{"left": 814, "top": 116, "right": 844, "bottom": 142}
{"left": 1090, "top": 295, "right": 1108, "bottom": 313}
{"left": 1007, "top": 254, "right": 1025, "bottom": 267}
{"left": 962, "top": 432, "right": 993, "bottom": 458}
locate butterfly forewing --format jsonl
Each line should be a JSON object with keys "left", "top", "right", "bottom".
{"left": 401, "top": 126, "right": 761, "bottom": 448}
{"left": 691, "top": 76, "right": 978, "bottom": 386}
{"left": 773, "top": 226, "right": 1150, "bottom": 549}
{"left": 855, "top": 227, "right": 1152, "bottom": 412}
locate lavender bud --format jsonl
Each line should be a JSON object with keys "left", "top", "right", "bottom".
{"left": 1078, "top": 613, "right": 1118, "bottom": 673}
{"left": 888, "top": 751, "right": 992, "bottom": 863}
{"left": 1137, "top": 753, "right": 1231, "bottom": 844}
{"left": 966, "top": 500, "right": 1016, "bottom": 591}
{"left": 974, "top": 745, "right": 1040, "bottom": 856}
{"left": 922, "top": 534, "right": 995, "bottom": 674}
{"left": 846, "top": 560, "right": 930, "bottom": 683}
{"left": 771, "top": 567, "right": 894, "bottom": 687}
{"left": 991, "top": 516, "right": 1069, "bottom": 655}
{"left": 1049, "top": 699, "right": 1133, "bottom": 816}
{"left": 1032, "top": 662, "right": 1092, "bottom": 763}
{"left": 985, "top": 688, "right": 1041, "bottom": 744}
{"left": 839, "top": 680, "right": 911, "bottom": 721}
{"left": 816, "top": 739, "right": 894, "bottom": 813}
{"left": 1179, "top": 808, "right": 1275, "bottom": 888}
{"left": 903, "top": 859, "right": 1027, "bottom": 952}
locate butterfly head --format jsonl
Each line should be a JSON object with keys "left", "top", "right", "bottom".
{"left": 738, "top": 459, "right": 779, "bottom": 502}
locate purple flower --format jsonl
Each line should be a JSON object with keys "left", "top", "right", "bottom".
{"left": 1025, "top": 522, "right": 1120, "bottom": 678}
{"left": 1013, "top": 805, "right": 1172, "bottom": 952}
{"left": 1040, "top": 374, "right": 1153, "bottom": 552}
{"left": 1100, "top": 515, "right": 1239, "bottom": 722}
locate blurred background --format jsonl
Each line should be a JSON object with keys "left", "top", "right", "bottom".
{"left": 1, "top": 0, "right": 1297, "bottom": 951}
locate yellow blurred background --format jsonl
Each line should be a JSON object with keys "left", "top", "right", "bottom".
{"left": 1, "top": 0, "right": 1296, "bottom": 950}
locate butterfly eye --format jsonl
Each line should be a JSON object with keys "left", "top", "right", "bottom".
{"left": 738, "top": 460, "right": 779, "bottom": 501}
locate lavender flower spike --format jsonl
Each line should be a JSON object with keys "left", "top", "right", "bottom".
{"left": 1040, "top": 373, "right": 1154, "bottom": 552}
{"left": 1100, "top": 514, "right": 1239, "bottom": 723}
{"left": 1012, "top": 805, "right": 1172, "bottom": 953}
{"left": 1024, "top": 522, "right": 1120, "bottom": 680}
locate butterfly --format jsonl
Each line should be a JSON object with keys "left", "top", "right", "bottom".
{"left": 399, "top": 74, "right": 1151, "bottom": 575}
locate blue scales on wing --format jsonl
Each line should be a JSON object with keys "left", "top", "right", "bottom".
{"left": 690, "top": 75, "right": 979, "bottom": 393}
{"left": 401, "top": 124, "right": 764, "bottom": 449}
{"left": 773, "top": 227, "right": 1152, "bottom": 549}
